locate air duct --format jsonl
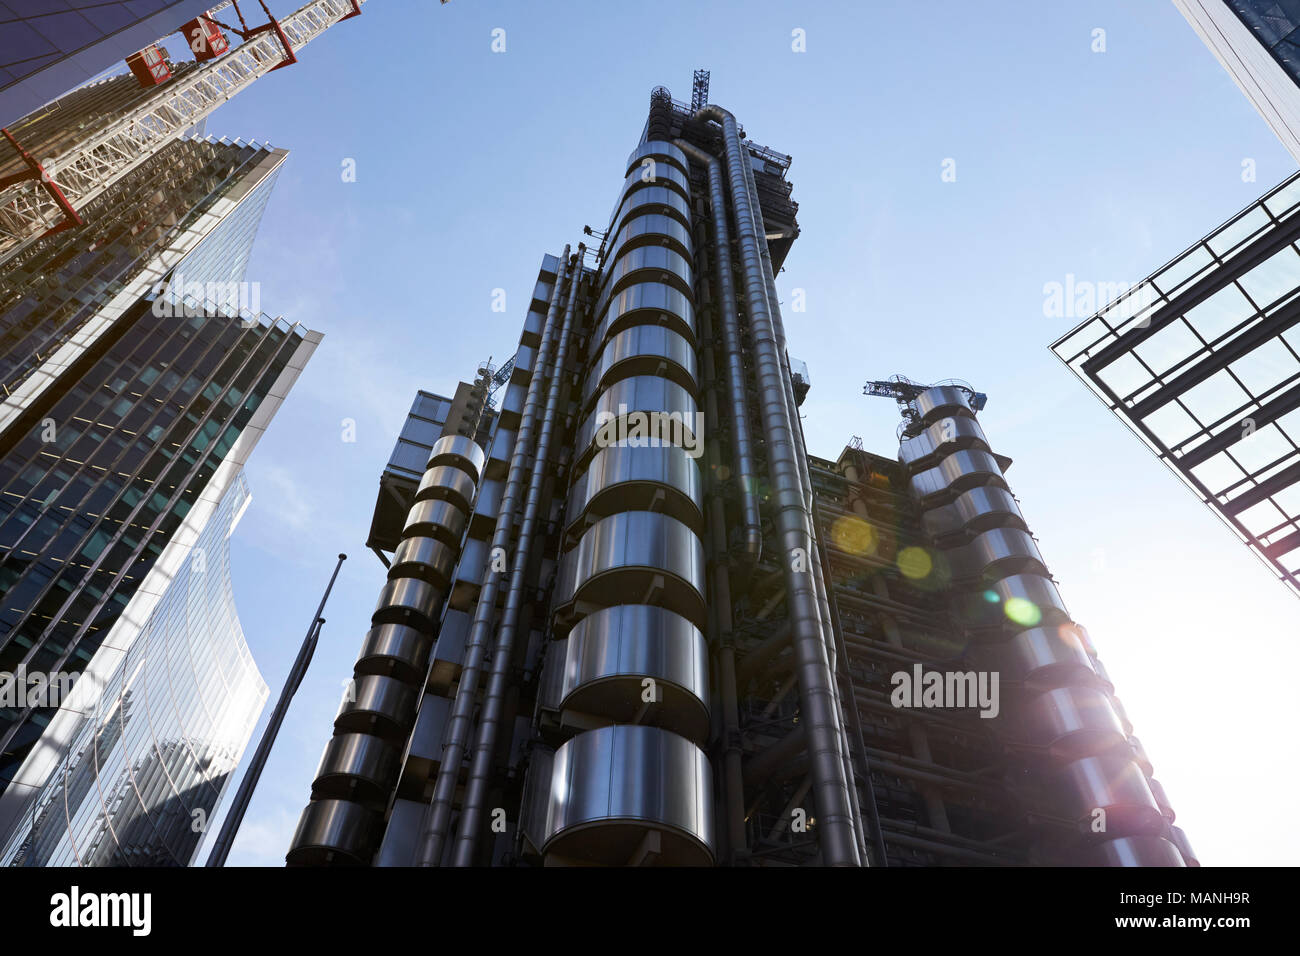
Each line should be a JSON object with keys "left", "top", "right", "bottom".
{"left": 694, "top": 104, "right": 860, "bottom": 866}
{"left": 673, "top": 138, "right": 763, "bottom": 561}
{"left": 452, "top": 246, "right": 585, "bottom": 865}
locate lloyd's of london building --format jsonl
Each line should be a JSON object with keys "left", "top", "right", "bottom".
{"left": 288, "top": 87, "right": 1196, "bottom": 868}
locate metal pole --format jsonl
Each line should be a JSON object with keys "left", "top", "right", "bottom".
{"left": 204, "top": 552, "right": 347, "bottom": 867}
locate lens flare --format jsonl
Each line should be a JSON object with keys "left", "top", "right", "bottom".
{"left": 832, "top": 516, "right": 876, "bottom": 556}
{"left": 897, "top": 546, "right": 932, "bottom": 579}
{"left": 1004, "top": 597, "right": 1042, "bottom": 627}
{"left": 982, "top": 590, "right": 1001, "bottom": 603}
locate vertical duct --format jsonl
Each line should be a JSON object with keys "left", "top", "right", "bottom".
{"left": 694, "top": 104, "right": 861, "bottom": 866}
{"left": 739, "top": 146, "right": 869, "bottom": 863}
{"left": 673, "top": 139, "right": 763, "bottom": 561}
{"left": 414, "top": 247, "right": 573, "bottom": 866}
{"left": 452, "top": 246, "right": 585, "bottom": 864}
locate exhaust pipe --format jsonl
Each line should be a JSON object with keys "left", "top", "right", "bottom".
{"left": 414, "top": 246, "right": 573, "bottom": 866}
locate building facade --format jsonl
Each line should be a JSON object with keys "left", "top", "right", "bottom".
{"left": 0, "top": 0, "right": 214, "bottom": 127}
{"left": 286, "top": 88, "right": 1193, "bottom": 867}
{"left": 1174, "top": 0, "right": 1300, "bottom": 162}
{"left": 0, "top": 471, "right": 267, "bottom": 866}
{"left": 0, "top": 134, "right": 320, "bottom": 841}
{"left": 366, "top": 382, "right": 495, "bottom": 563}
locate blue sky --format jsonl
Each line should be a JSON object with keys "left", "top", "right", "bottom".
{"left": 192, "top": 0, "right": 1300, "bottom": 866}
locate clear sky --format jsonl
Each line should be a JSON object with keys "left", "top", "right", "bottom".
{"left": 190, "top": 0, "right": 1300, "bottom": 867}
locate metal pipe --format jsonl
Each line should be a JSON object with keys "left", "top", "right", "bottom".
{"left": 695, "top": 103, "right": 860, "bottom": 865}
{"left": 207, "top": 553, "right": 346, "bottom": 867}
{"left": 738, "top": 150, "right": 869, "bottom": 861}
{"left": 452, "top": 246, "right": 585, "bottom": 866}
{"left": 690, "top": 231, "right": 748, "bottom": 861}
{"left": 737, "top": 126, "right": 868, "bottom": 862}
{"left": 415, "top": 246, "right": 572, "bottom": 866}
{"left": 674, "top": 138, "right": 762, "bottom": 561}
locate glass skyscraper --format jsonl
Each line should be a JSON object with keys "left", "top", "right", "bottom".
{"left": 0, "top": 471, "right": 267, "bottom": 866}
{"left": 0, "top": 131, "right": 321, "bottom": 842}
{"left": 1175, "top": 0, "right": 1300, "bottom": 162}
{"left": 0, "top": 1, "right": 214, "bottom": 127}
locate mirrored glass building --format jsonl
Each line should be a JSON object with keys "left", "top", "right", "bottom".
{"left": 0, "top": 132, "right": 320, "bottom": 841}
{"left": 0, "top": 471, "right": 267, "bottom": 867}
{"left": 0, "top": 1, "right": 214, "bottom": 126}
{"left": 1175, "top": 0, "right": 1300, "bottom": 162}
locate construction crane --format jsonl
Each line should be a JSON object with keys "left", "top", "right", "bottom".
{"left": 0, "top": 0, "right": 365, "bottom": 266}
{"left": 864, "top": 374, "right": 987, "bottom": 435}
{"left": 476, "top": 356, "right": 514, "bottom": 408}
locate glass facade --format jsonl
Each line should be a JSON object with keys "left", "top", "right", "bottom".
{"left": 387, "top": 391, "right": 454, "bottom": 480}
{"left": 1228, "top": 0, "right": 1300, "bottom": 82}
{"left": 1, "top": 134, "right": 284, "bottom": 399}
{"left": 0, "top": 1, "right": 214, "bottom": 126}
{"left": 1052, "top": 169, "right": 1300, "bottom": 596}
{"left": 1175, "top": 0, "right": 1300, "bottom": 163}
{"left": 0, "top": 471, "right": 267, "bottom": 866}
{"left": 0, "top": 301, "right": 309, "bottom": 790}
{"left": 0, "top": 136, "right": 314, "bottom": 799}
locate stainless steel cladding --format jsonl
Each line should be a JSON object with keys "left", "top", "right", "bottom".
{"left": 554, "top": 510, "right": 708, "bottom": 630}
{"left": 288, "top": 433, "right": 484, "bottom": 865}
{"left": 520, "top": 144, "right": 719, "bottom": 865}
{"left": 565, "top": 443, "right": 704, "bottom": 535}
{"left": 415, "top": 465, "right": 476, "bottom": 514}
{"left": 538, "top": 725, "right": 714, "bottom": 866}
{"left": 286, "top": 799, "right": 376, "bottom": 866}
{"left": 549, "top": 604, "right": 710, "bottom": 743}
{"left": 595, "top": 282, "right": 696, "bottom": 343}
{"left": 585, "top": 324, "right": 699, "bottom": 399}
{"left": 896, "top": 384, "right": 1188, "bottom": 866}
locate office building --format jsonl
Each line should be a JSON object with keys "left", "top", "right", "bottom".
{"left": 0, "top": 133, "right": 320, "bottom": 841}
{"left": 1174, "top": 0, "right": 1300, "bottom": 162}
{"left": 1053, "top": 169, "right": 1300, "bottom": 597}
{"left": 0, "top": 471, "right": 267, "bottom": 867}
{"left": 0, "top": 1, "right": 215, "bottom": 126}
{"left": 287, "top": 84, "right": 1192, "bottom": 867}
